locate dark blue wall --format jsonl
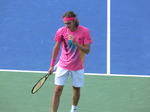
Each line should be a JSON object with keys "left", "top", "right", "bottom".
{"left": 0, "top": 0, "right": 150, "bottom": 75}
{"left": 111, "top": 0, "right": 150, "bottom": 75}
{"left": 0, "top": 0, "right": 107, "bottom": 73}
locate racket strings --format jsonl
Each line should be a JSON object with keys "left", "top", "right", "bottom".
{"left": 32, "top": 77, "right": 46, "bottom": 93}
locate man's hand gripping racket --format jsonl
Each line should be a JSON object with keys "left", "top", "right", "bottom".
{"left": 31, "top": 63, "right": 58, "bottom": 94}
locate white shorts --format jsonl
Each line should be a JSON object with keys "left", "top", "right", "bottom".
{"left": 54, "top": 66, "right": 84, "bottom": 87}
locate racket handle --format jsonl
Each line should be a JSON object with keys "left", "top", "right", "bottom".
{"left": 48, "top": 62, "right": 58, "bottom": 75}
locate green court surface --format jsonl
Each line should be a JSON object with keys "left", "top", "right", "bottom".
{"left": 0, "top": 71, "right": 150, "bottom": 112}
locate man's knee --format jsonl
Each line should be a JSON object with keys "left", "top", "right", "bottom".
{"left": 54, "top": 85, "right": 64, "bottom": 96}
{"left": 73, "top": 87, "right": 80, "bottom": 94}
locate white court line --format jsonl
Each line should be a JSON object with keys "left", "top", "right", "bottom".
{"left": 0, "top": 69, "right": 48, "bottom": 73}
{"left": 107, "top": 0, "right": 111, "bottom": 75}
{"left": 0, "top": 69, "right": 150, "bottom": 78}
{"left": 86, "top": 73, "right": 150, "bottom": 78}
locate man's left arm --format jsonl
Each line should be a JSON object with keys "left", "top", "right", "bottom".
{"left": 74, "top": 43, "right": 90, "bottom": 54}
{"left": 68, "top": 35, "right": 90, "bottom": 54}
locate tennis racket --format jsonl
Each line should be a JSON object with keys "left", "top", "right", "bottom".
{"left": 31, "top": 63, "right": 58, "bottom": 94}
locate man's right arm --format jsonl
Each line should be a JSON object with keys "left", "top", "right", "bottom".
{"left": 48, "top": 42, "right": 61, "bottom": 74}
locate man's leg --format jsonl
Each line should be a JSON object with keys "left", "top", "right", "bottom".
{"left": 71, "top": 86, "right": 80, "bottom": 111}
{"left": 51, "top": 85, "right": 64, "bottom": 112}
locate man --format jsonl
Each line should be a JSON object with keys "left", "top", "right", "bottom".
{"left": 48, "top": 11, "right": 92, "bottom": 112}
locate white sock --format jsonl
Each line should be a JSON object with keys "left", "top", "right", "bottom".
{"left": 71, "top": 105, "right": 77, "bottom": 111}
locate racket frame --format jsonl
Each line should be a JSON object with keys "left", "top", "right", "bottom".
{"left": 31, "top": 73, "right": 50, "bottom": 94}
{"left": 31, "top": 63, "right": 58, "bottom": 94}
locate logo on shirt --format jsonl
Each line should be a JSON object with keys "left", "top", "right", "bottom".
{"left": 78, "top": 38, "right": 82, "bottom": 40}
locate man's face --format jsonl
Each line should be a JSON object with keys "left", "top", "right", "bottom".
{"left": 64, "top": 21, "right": 75, "bottom": 31}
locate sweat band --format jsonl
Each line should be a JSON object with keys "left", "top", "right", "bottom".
{"left": 50, "top": 59, "right": 56, "bottom": 67}
{"left": 63, "top": 17, "right": 76, "bottom": 22}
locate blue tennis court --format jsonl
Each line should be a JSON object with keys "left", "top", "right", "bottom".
{"left": 0, "top": 0, "right": 150, "bottom": 112}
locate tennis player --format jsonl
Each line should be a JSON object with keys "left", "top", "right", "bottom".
{"left": 48, "top": 11, "right": 92, "bottom": 112}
